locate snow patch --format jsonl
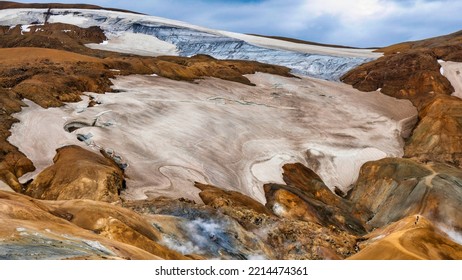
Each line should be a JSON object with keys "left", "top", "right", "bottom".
{"left": 20, "top": 24, "right": 31, "bottom": 34}
{"left": 438, "top": 60, "right": 462, "bottom": 99}
{"left": 86, "top": 32, "right": 178, "bottom": 57}
{"left": 251, "top": 154, "right": 296, "bottom": 184}
{"left": 370, "top": 234, "right": 386, "bottom": 241}
{"left": 0, "top": 180, "right": 14, "bottom": 192}
{"left": 332, "top": 147, "right": 387, "bottom": 190}
{"left": 9, "top": 74, "right": 416, "bottom": 202}
{"left": 272, "top": 203, "right": 286, "bottom": 217}
{"left": 219, "top": 30, "right": 380, "bottom": 59}
{"left": 81, "top": 240, "right": 115, "bottom": 255}
{"left": 247, "top": 254, "right": 267, "bottom": 260}
{"left": 47, "top": 14, "right": 89, "bottom": 25}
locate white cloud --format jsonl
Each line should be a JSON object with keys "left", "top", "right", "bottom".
{"left": 301, "top": 0, "right": 391, "bottom": 21}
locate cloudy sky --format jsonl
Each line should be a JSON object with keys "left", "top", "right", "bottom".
{"left": 13, "top": 0, "right": 462, "bottom": 47}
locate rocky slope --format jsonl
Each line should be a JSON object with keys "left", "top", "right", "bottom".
{"left": 404, "top": 95, "right": 462, "bottom": 167}
{"left": 339, "top": 30, "right": 462, "bottom": 259}
{"left": 349, "top": 158, "right": 462, "bottom": 236}
{"left": 24, "top": 145, "right": 125, "bottom": 202}
{"left": 0, "top": 2, "right": 461, "bottom": 260}
{"left": 349, "top": 216, "right": 462, "bottom": 260}
{"left": 4, "top": 150, "right": 461, "bottom": 260}
{"left": 0, "top": 190, "right": 162, "bottom": 260}
{"left": 264, "top": 163, "right": 367, "bottom": 235}
{"left": 0, "top": 1, "right": 141, "bottom": 15}
{"left": 342, "top": 33, "right": 462, "bottom": 168}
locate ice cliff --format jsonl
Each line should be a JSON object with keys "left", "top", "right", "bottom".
{"left": 0, "top": 8, "right": 377, "bottom": 80}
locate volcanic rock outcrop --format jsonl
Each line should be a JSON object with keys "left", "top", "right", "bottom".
{"left": 195, "top": 182, "right": 275, "bottom": 230}
{"left": 1, "top": 174, "right": 359, "bottom": 260}
{"left": 342, "top": 33, "right": 462, "bottom": 168}
{"left": 23, "top": 145, "right": 124, "bottom": 202}
{"left": 264, "top": 163, "right": 367, "bottom": 235}
{"left": 404, "top": 95, "right": 462, "bottom": 167}
{"left": 260, "top": 161, "right": 462, "bottom": 259}
{"left": 124, "top": 197, "right": 275, "bottom": 260}
{"left": 169, "top": 183, "right": 357, "bottom": 259}
{"left": 342, "top": 51, "right": 453, "bottom": 109}
{"left": 45, "top": 198, "right": 188, "bottom": 260}
{"left": 342, "top": 29, "right": 462, "bottom": 108}
{"left": 349, "top": 158, "right": 462, "bottom": 235}
{"left": 0, "top": 23, "right": 107, "bottom": 54}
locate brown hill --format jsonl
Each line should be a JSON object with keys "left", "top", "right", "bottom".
{"left": 24, "top": 145, "right": 125, "bottom": 202}
{"left": 404, "top": 95, "right": 462, "bottom": 166}
{"left": 348, "top": 158, "right": 462, "bottom": 233}
{"left": 376, "top": 30, "right": 462, "bottom": 59}
{"left": 342, "top": 50, "right": 454, "bottom": 109}
{"left": 342, "top": 31, "right": 462, "bottom": 168}
{"left": 342, "top": 30, "right": 462, "bottom": 108}
{"left": 0, "top": 1, "right": 142, "bottom": 14}
{"left": 0, "top": 23, "right": 107, "bottom": 55}
{"left": 0, "top": 190, "right": 152, "bottom": 259}
{"left": 349, "top": 216, "right": 462, "bottom": 260}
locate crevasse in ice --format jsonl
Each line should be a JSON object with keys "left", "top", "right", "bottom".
{"left": 0, "top": 9, "right": 372, "bottom": 80}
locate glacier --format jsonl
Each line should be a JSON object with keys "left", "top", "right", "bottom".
{"left": 9, "top": 74, "right": 417, "bottom": 202}
{"left": 128, "top": 23, "right": 370, "bottom": 80}
{"left": 0, "top": 8, "right": 379, "bottom": 80}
